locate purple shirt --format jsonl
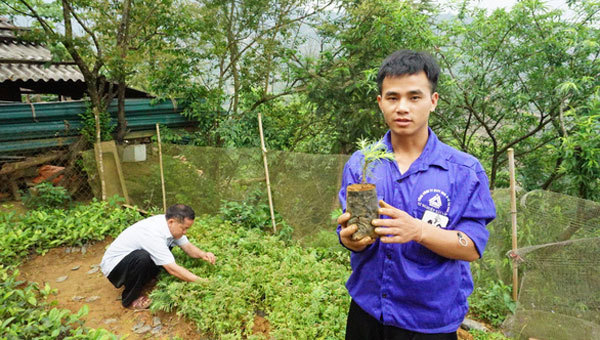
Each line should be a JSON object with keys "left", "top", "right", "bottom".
{"left": 337, "top": 129, "right": 496, "bottom": 333}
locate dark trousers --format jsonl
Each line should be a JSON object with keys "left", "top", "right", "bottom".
{"left": 107, "top": 249, "right": 160, "bottom": 307}
{"left": 345, "top": 300, "right": 458, "bottom": 340}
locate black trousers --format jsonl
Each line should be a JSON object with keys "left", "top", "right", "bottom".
{"left": 107, "top": 249, "right": 160, "bottom": 307}
{"left": 345, "top": 300, "right": 458, "bottom": 340}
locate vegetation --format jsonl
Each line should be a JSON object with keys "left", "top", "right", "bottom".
{"left": 21, "top": 182, "right": 72, "bottom": 210}
{"left": 0, "top": 200, "right": 141, "bottom": 338}
{"left": 355, "top": 138, "right": 395, "bottom": 184}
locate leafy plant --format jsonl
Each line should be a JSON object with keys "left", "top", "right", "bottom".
{"left": 356, "top": 138, "right": 395, "bottom": 183}
{"left": 21, "top": 182, "right": 71, "bottom": 210}
{"left": 219, "top": 190, "right": 293, "bottom": 241}
{"left": 79, "top": 105, "right": 114, "bottom": 143}
{"left": 150, "top": 215, "right": 350, "bottom": 339}
{"left": 468, "top": 280, "right": 516, "bottom": 327}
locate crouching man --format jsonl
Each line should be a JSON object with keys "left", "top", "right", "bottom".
{"left": 101, "top": 204, "right": 216, "bottom": 309}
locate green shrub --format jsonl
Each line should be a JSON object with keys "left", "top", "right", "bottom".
{"left": 468, "top": 280, "right": 516, "bottom": 327}
{"left": 150, "top": 215, "right": 350, "bottom": 339}
{"left": 21, "top": 182, "right": 71, "bottom": 210}
{"left": 219, "top": 190, "right": 294, "bottom": 241}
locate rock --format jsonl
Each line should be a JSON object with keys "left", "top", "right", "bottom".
{"left": 104, "top": 318, "right": 117, "bottom": 325}
{"left": 90, "top": 264, "right": 99, "bottom": 269}
{"left": 71, "top": 296, "right": 85, "bottom": 302}
{"left": 71, "top": 265, "right": 81, "bottom": 271}
{"left": 87, "top": 267, "right": 99, "bottom": 274}
{"left": 461, "top": 318, "right": 488, "bottom": 332}
{"left": 56, "top": 275, "right": 68, "bottom": 282}
{"left": 65, "top": 247, "right": 72, "bottom": 254}
{"left": 151, "top": 325, "right": 162, "bottom": 334}
{"left": 85, "top": 296, "right": 100, "bottom": 302}
{"left": 132, "top": 321, "right": 152, "bottom": 334}
{"left": 81, "top": 246, "right": 87, "bottom": 255}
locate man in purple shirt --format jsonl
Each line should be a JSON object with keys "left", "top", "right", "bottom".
{"left": 337, "top": 50, "right": 496, "bottom": 339}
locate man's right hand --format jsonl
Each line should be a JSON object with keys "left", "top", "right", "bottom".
{"left": 338, "top": 212, "right": 375, "bottom": 252}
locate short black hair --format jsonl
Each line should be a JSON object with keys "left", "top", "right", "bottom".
{"left": 165, "top": 204, "right": 195, "bottom": 221}
{"left": 376, "top": 49, "right": 440, "bottom": 94}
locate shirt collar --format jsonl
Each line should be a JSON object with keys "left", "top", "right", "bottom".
{"left": 382, "top": 127, "right": 449, "bottom": 172}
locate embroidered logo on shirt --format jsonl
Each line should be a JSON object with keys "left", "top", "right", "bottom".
{"left": 417, "top": 189, "right": 451, "bottom": 215}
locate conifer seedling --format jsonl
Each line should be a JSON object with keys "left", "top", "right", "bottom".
{"left": 347, "top": 138, "right": 395, "bottom": 241}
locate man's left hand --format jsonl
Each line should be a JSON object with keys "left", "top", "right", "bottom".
{"left": 372, "top": 200, "right": 425, "bottom": 244}
{"left": 200, "top": 251, "right": 216, "bottom": 264}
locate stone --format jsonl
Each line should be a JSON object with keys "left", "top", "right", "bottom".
{"left": 132, "top": 321, "right": 152, "bottom": 334}
{"left": 151, "top": 325, "right": 162, "bottom": 334}
{"left": 461, "top": 317, "right": 488, "bottom": 332}
{"left": 87, "top": 267, "right": 99, "bottom": 274}
{"left": 152, "top": 316, "right": 161, "bottom": 327}
{"left": 56, "top": 275, "right": 68, "bottom": 282}
{"left": 71, "top": 296, "right": 85, "bottom": 302}
{"left": 104, "top": 318, "right": 117, "bottom": 325}
{"left": 85, "top": 296, "right": 100, "bottom": 302}
{"left": 81, "top": 246, "right": 87, "bottom": 255}
{"left": 71, "top": 265, "right": 81, "bottom": 271}
{"left": 65, "top": 247, "right": 72, "bottom": 254}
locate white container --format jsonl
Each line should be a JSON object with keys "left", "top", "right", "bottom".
{"left": 122, "top": 144, "right": 147, "bottom": 162}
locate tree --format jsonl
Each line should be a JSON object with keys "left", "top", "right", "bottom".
{"left": 1, "top": 0, "right": 177, "bottom": 142}
{"left": 434, "top": 0, "right": 600, "bottom": 189}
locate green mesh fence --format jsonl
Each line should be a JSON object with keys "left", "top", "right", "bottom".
{"left": 499, "top": 190, "right": 600, "bottom": 340}
{"left": 83, "top": 142, "right": 349, "bottom": 238}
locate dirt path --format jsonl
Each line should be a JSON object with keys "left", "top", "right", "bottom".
{"left": 19, "top": 238, "right": 202, "bottom": 340}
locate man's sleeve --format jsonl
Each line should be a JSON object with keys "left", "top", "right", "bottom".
{"left": 454, "top": 168, "right": 496, "bottom": 258}
{"left": 174, "top": 235, "right": 190, "bottom": 247}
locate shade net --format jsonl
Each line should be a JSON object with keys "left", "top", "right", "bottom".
{"left": 83, "top": 142, "right": 349, "bottom": 238}
{"left": 500, "top": 190, "right": 600, "bottom": 340}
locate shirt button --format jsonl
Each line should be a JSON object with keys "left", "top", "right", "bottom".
{"left": 386, "top": 254, "right": 392, "bottom": 260}
{"left": 382, "top": 293, "right": 387, "bottom": 298}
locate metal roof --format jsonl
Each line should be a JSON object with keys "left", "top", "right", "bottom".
{"left": 0, "top": 17, "right": 85, "bottom": 84}
{"left": 0, "top": 62, "right": 84, "bottom": 82}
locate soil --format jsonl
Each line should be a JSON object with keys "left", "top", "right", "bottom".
{"left": 18, "top": 238, "right": 202, "bottom": 340}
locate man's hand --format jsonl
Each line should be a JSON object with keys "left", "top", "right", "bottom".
{"left": 372, "top": 200, "right": 425, "bottom": 244}
{"left": 200, "top": 251, "right": 216, "bottom": 265}
{"left": 338, "top": 212, "right": 375, "bottom": 252}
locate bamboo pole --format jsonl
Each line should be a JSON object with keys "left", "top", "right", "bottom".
{"left": 508, "top": 148, "right": 518, "bottom": 301}
{"left": 156, "top": 124, "right": 167, "bottom": 213}
{"left": 94, "top": 108, "right": 106, "bottom": 201}
{"left": 258, "top": 112, "right": 277, "bottom": 233}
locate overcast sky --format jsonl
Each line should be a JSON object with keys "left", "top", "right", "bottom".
{"left": 472, "top": 0, "right": 569, "bottom": 11}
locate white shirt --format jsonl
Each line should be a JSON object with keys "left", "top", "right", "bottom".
{"left": 100, "top": 214, "right": 189, "bottom": 276}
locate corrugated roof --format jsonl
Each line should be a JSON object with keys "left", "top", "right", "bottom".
{"left": 0, "top": 39, "right": 51, "bottom": 61}
{"left": 0, "top": 62, "right": 84, "bottom": 82}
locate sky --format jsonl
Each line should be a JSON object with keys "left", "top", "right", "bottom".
{"left": 473, "top": 0, "right": 569, "bottom": 11}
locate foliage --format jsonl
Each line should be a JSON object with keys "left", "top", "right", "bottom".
{"left": 0, "top": 198, "right": 141, "bottom": 267}
{"left": 435, "top": 0, "right": 600, "bottom": 190}
{"left": 469, "top": 329, "right": 511, "bottom": 340}
{"left": 356, "top": 138, "right": 395, "bottom": 183}
{"left": 79, "top": 106, "right": 114, "bottom": 143}
{"left": 0, "top": 200, "right": 141, "bottom": 339}
{"left": 468, "top": 280, "right": 516, "bottom": 327}
{"left": 150, "top": 215, "right": 350, "bottom": 339}
{"left": 21, "top": 182, "right": 72, "bottom": 210}
{"left": 0, "top": 267, "right": 118, "bottom": 339}
{"left": 219, "top": 190, "right": 294, "bottom": 241}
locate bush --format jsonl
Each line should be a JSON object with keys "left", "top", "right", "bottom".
{"left": 21, "top": 182, "right": 71, "bottom": 210}
{"left": 468, "top": 280, "right": 516, "bottom": 327}
{"left": 150, "top": 215, "right": 350, "bottom": 339}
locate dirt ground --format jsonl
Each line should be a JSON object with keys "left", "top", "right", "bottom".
{"left": 19, "top": 238, "right": 202, "bottom": 340}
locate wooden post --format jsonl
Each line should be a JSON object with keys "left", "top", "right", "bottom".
{"left": 508, "top": 148, "right": 518, "bottom": 301}
{"left": 94, "top": 108, "right": 106, "bottom": 201}
{"left": 156, "top": 124, "right": 167, "bottom": 213}
{"left": 258, "top": 112, "right": 277, "bottom": 233}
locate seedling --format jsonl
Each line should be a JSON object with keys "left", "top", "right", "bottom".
{"left": 346, "top": 138, "right": 395, "bottom": 240}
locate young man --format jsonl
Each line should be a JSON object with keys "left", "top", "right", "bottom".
{"left": 337, "top": 50, "right": 496, "bottom": 339}
{"left": 101, "top": 204, "right": 216, "bottom": 309}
